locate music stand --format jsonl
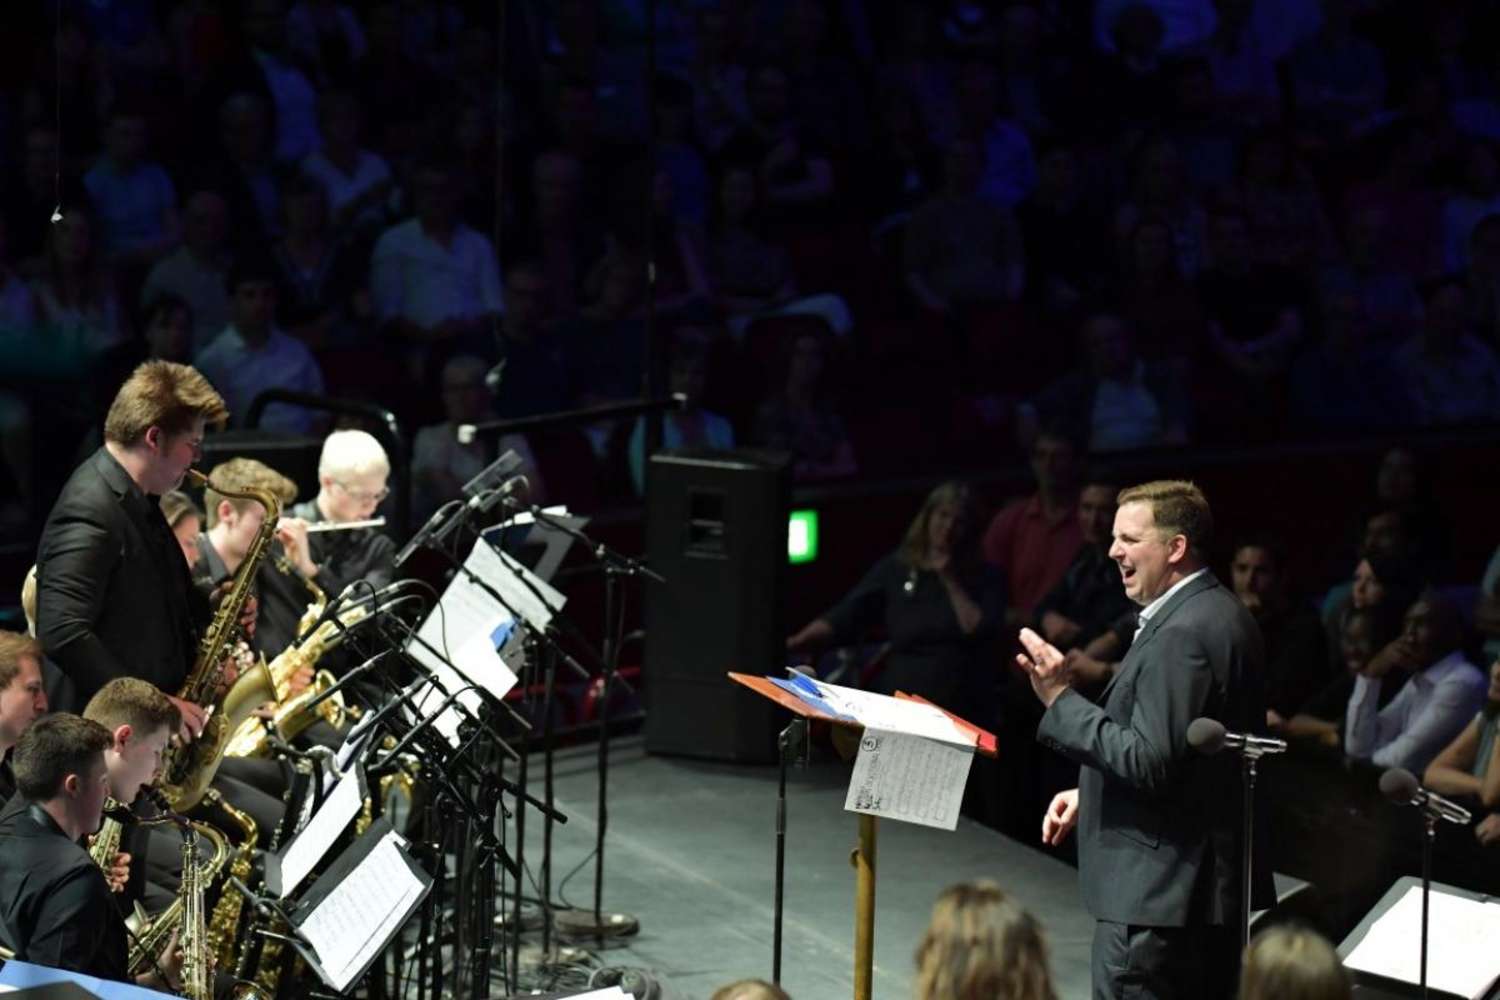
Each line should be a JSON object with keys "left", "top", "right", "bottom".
{"left": 729, "top": 672, "right": 998, "bottom": 1000}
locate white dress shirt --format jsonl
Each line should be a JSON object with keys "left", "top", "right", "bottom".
{"left": 370, "top": 219, "right": 504, "bottom": 328}
{"left": 1133, "top": 567, "right": 1209, "bottom": 641}
{"left": 1345, "top": 651, "right": 1488, "bottom": 775}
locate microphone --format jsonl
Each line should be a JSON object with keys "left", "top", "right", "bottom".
{"left": 393, "top": 499, "right": 464, "bottom": 570}
{"left": 1379, "top": 768, "right": 1473, "bottom": 826}
{"left": 301, "top": 648, "right": 399, "bottom": 715}
{"left": 1186, "top": 718, "right": 1287, "bottom": 757}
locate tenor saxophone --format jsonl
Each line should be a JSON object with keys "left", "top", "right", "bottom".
{"left": 203, "top": 788, "right": 259, "bottom": 972}
{"left": 158, "top": 469, "right": 281, "bottom": 811}
{"left": 127, "top": 819, "right": 231, "bottom": 977}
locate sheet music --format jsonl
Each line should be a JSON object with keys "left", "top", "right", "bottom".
{"left": 813, "top": 680, "right": 973, "bottom": 745}
{"left": 843, "top": 728, "right": 975, "bottom": 830}
{"left": 278, "top": 769, "right": 365, "bottom": 897}
{"left": 299, "top": 831, "right": 426, "bottom": 991}
{"left": 1344, "top": 884, "right": 1500, "bottom": 999}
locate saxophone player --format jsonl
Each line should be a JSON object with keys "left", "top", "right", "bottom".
{"left": 0, "top": 631, "right": 50, "bottom": 809}
{"left": 0, "top": 714, "right": 183, "bottom": 990}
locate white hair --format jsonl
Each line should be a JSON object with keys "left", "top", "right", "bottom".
{"left": 318, "top": 429, "right": 390, "bottom": 480}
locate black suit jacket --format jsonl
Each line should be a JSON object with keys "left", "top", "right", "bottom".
{"left": 1037, "top": 571, "right": 1274, "bottom": 926}
{"left": 35, "top": 448, "right": 209, "bottom": 711}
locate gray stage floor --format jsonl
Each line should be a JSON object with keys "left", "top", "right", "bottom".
{"left": 518, "top": 736, "right": 1093, "bottom": 1000}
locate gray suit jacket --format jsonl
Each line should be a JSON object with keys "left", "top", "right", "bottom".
{"left": 1037, "top": 571, "right": 1275, "bottom": 926}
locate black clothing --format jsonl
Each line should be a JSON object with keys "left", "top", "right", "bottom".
{"left": 289, "top": 499, "right": 397, "bottom": 597}
{"left": 190, "top": 531, "right": 310, "bottom": 662}
{"left": 822, "top": 552, "right": 1005, "bottom": 714}
{"left": 1034, "top": 544, "right": 1135, "bottom": 651}
{"left": 36, "top": 448, "right": 210, "bottom": 711}
{"left": 1260, "top": 603, "right": 1332, "bottom": 718}
{"left": 0, "top": 758, "right": 13, "bottom": 811}
{"left": 1091, "top": 920, "right": 1239, "bottom": 1000}
{"left": 0, "top": 805, "right": 128, "bottom": 981}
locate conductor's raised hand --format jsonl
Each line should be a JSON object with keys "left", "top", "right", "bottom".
{"left": 1042, "top": 788, "right": 1079, "bottom": 847}
{"left": 1016, "top": 627, "right": 1070, "bottom": 707}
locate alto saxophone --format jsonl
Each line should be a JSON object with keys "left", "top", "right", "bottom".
{"left": 127, "top": 819, "right": 231, "bottom": 977}
{"left": 203, "top": 788, "right": 259, "bottom": 972}
{"left": 91, "top": 784, "right": 177, "bottom": 879}
{"left": 158, "top": 469, "right": 281, "bottom": 811}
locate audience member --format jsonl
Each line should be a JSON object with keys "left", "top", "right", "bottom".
{"left": 370, "top": 156, "right": 503, "bottom": 382}
{"left": 353, "top": 2, "right": 445, "bottom": 159}
{"left": 752, "top": 331, "right": 856, "bottom": 482}
{"left": 913, "top": 880, "right": 1057, "bottom": 1000}
{"left": 982, "top": 432, "right": 1081, "bottom": 628}
{"left": 720, "top": 64, "right": 836, "bottom": 216}
{"left": 1288, "top": 290, "right": 1412, "bottom": 432}
{"left": 31, "top": 205, "right": 125, "bottom": 369}
{"left": 1231, "top": 130, "right": 1337, "bottom": 276}
{"left": 687, "top": 5, "right": 750, "bottom": 156}
{"left": 1024, "top": 313, "right": 1190, "bottom": 454}
{"left": 222, "top": 0, "right": 322, "bottom": 164}
{"left": 1033, "top": 476, "right": 1132, "bottom": 661}
{"left": 904, "top": 138, "right": 1025, "bottom": 314}
{"left": 141, "top": 189, "right": 234, "bottom": 352}
{"left": 270, "top": 175, "right": 365, "bottom": 349}
{"left": 300, "top": 89, "right": 394, "bottom": 239}
{"left": 1115, "top": 216, "right": 1208, "bottom": 361}
{"left": 1281, "top": 603, "right": 1402, "bottom": 747}
{"left": 1016, "top": 142, "right": 1111, "bottom": 315}
{"left": 137, "top": 294, "right": 195, "bottom": 365}
{"left": 1114, "top": 137, "right": 1208, "bottom": 279}
{"left": 1392, "top": 276, "right": 1500, "bottom": 427}
{"left": 194, "top": 257, "right": 326, "bottom": 434}
{"left": 788, "top": 482, "right": 1003, "bottom": 712}
{"left": 628, "top": 341, "right": 734, "bottom": 495}
{"left": 1346, "top": 589, "right": 1487, "bottom": 775}
{"left": 709, "top": 163, "right": 796, "bottom": 317}
{"left": 653, "top": 75, "right": 712, "bottom": 229}
{"left": 512, "top": 149, "right": 607, "bottom": 320}
{"left": 1287, "top": 0, "right": 1386, "bottom": 136}
{"left": 487, "top": 264, "right": 568, "bottom": 420}
{"left": 1443, "top": 141, "right": 1500, "bottom": 271}
{"left": 1201, "top": 0, "right": 1281, "bottom": 125}
{"left": 861, "top": 84, "right": 942, "bottom": 224}
{"left": 1423, "top": 657, "right": 1500, "bottom": 847}
{"left": 286, "top": 0, "right": 367, "bottom": 86}
{"left": 1089, "top": 5, "right": 1176, "bottom": 136}
{"left": 560, "top": 252, "right": 647, "bottom": 410}
{"left": 1238, "top": 924, "right": 1352, "bottom": 1000}
{"left": 82, "top": 106, "right": 179, "bottom": 265}
{"left": 1318, "top": 205, "right": 1421, "bottom": 343}
{"left": 206, "top": 93, "right": 286, "bottom": 254}
{"left": 1229, "top": 536, "right": 1331, "bottom": 726}
{"left": 412, "top": 355, "right": 544, "bottom": 523}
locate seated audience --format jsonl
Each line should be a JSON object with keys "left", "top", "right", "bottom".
{"left": 1288, "top": 290, "right": 1412, "bottom": 432}
{"left": 487, "top": 263, "right": 568, "bottom": 419}
{"left": 270, "top": 174, "right": 366, "bottom": 350}
{"left": 413, "top": 355, "right": 544, "bottom": 523}
{"left": 914, "top": 880, "right": 1057, "bottom": 1000}
{"left": 1287, "top": 0, "right": 1386, "bottom": 137}
{"left": 788, "top": 482, "right": 1003, "bottom": 713}
{"left": 82, "top": 105, "right": 179, "bottom": 264}
{"left": 194, "top": 257, "right": 326, "bottom": 435}
{"left": 1033, "top": 476, "right": 1132, "bottom": 663}
{"left": 708, "top": 162, "right": 796, "bottom": 317}
{"left": 1230, "top": 536, "right": 1331, "bottom": 727}
{"left": 719, "top": 64, "right": 835, "bottom": 216}
{"left": 1423, "top": 657, "right": 1500, "bottom": 848}
{"left": 629, "top": 340, "right": 734, "bottom": 494}
{"left": 138, "top": 293, "right": 195, "bottom": 364}
{"left": 903, "top": 138, "right": 1024, "bottom": 314}
{"left": 1231, "top": 129, "right": 1337, "bottom": 276}
{"left": 983, "top": 431, "right": 1081, "bottom": 629}
{"left": 300, "top": 89, "right": 394, "bottom": 240}
{"left": 141, "top": 189, "right": 234, "bottom": 351}
{"left": 1318, "top": 205, "right": 1421, "bottom": 344}
{"left": 1114, "top": 137, "right": 1207, "bottom": 278}
{"left": 1023, "top": 312, "right": 1190, "bottom": 454}
{"left": 1238, "top": 924, "right": 1352, "bottom": 1000}
{"left": 751, "top": 330, "right": 856, "bottom": 482}
{"left": 1114, "top": 216, "right": 1208, "bottom": 362}
{"left": 1392, "top": 275, "right": 1500, "bottom": 427}
{"left": 560, "top": 252, "right": 647, "bottom": 410}
{"left": 32, "top": 204, "right": 126, "bottom": 369}
{"left": 1346, "top": 589, "right": 1488, "bottom": 775}
{"left": 1282, "top": 604, "right": 1402, "bottom": 747}
{"left": 1016, "top": 142, "right": 1111, "bottom": 315}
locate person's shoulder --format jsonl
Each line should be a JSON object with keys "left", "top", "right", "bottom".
{"left": 372, "top": 217, "right": 419, "bottom": 252}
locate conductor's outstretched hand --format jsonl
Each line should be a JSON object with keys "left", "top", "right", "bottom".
{"left": 1016, "top": 627, "right": 1070, "bottom": 708}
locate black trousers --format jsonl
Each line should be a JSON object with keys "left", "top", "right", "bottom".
{"left": 1091, "top": 920, "right": 1240, "bottom": 1000}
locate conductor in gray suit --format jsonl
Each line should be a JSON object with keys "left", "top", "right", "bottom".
{"left": 1016, "top": 480, "right": 1272, "bottom": 999}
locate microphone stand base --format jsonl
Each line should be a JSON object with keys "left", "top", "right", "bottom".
{"left": 552, "top": 908, "right": 641, "bottom": 939}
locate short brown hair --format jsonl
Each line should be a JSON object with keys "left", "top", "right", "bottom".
{"left": 203, "top": 457, "right": 298, "bottom": 528}
{"left": 83, "top": 677, "right": 181, "bottom": 737}
{"left": 0, "top": 629, "right": 41, "bottom": 690}
{"left": 1239, "top": 924, "right": 1351, "bottom": 1000}
{"left": 915, "top": 881, "right": 1057, "bottom": 1000}
{"left": 1116, "top": 480, "right": 1213, "bottom": 557}
{"left": 159, "top": 490, "right": 202, "bottom": 530}
{"left": 13, "top": 713, "right": 112, "bottom": 802}
{"left": 103, "top": 360, "right": 228, "bottom": 446}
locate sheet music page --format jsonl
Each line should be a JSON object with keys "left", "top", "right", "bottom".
{"left": 1344, "top": 884, "right": 1500, "bottom": 998}
{"left": 843, "top": 728, "right": 975, "bottom": 830}
{"left": 278, "top": 770, "right": 365, "bottom": 898}
{"left": 299, "top": 831, "right": 426, "bottom": 991}
{"left": 813, "top": 681, "right": 974, "bottom": 745}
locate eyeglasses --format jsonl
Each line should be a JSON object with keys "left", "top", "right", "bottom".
{"left": 335, "top": 481, "right": 390, "bottom": 504}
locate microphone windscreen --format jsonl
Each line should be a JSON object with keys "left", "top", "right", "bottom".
{"left": 1379, "top": 767, "right": 1419, "bottom": 803}
{"left": 1186, "top": 717, "right": 1227, "bottom": 754}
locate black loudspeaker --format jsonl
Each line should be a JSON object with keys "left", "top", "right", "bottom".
{"left": 643, "top": 449, "right": 789, "bottom": 763}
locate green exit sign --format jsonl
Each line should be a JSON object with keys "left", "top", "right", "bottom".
{"left": 788, "top": 509, "right": 819, "bottom": 564}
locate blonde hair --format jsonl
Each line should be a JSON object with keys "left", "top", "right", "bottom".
{"left": 1116, "top": 479, "right": 1213, "bottom": 557}
{"left": 103, "top": 360, "right": 228, "bottom": 446}
{"left": 900, "top": 481, "right": 981, "bottom": 569}
{"left": 710, "top": 981, "right": 790, "bottom": 1000}
{"left": 914, "top": 881, "right": 1057, "bottom": 1000}
{"left": 159, "top": 490, "right": 202, "bottom": 529}
{"left": 318, "top": 429, "right": 389, "bottom": 481}
{"left": 1239, "top": 925, "right": 1351, "bottom": 1000}
{"left": 20, "top": 565, "right": 38, "bottom": 636}
{"left": 203, "top": 457, "right": 299, "bottom": 528}
{"left": 0, "top": 629, "right": 42, "bottom": 690}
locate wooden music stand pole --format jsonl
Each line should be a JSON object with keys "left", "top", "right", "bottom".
{"left": 852, "top": 813, "right": 878, "bottom": 1000}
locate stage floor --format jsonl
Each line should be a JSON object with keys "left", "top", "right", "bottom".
{"left": 520, "top": 736, "right": 1094, "bottom": 999}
